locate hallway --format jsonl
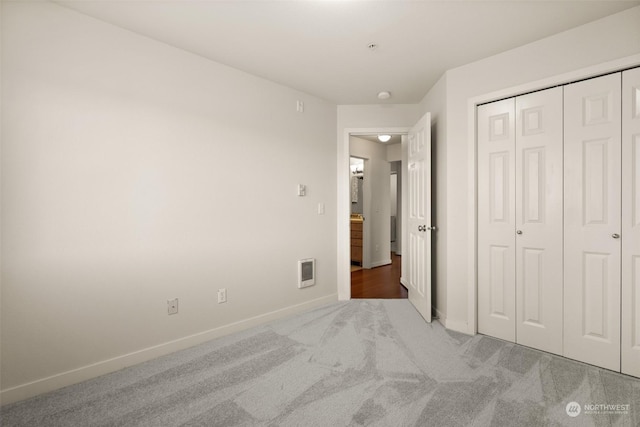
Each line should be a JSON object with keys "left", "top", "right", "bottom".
{"left": 350, "top": 253, "right": 407, "bottom": 299}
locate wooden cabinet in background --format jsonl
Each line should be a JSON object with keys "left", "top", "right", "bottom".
{"left": 350, "top": 220, "right": 363, "bottom": 265}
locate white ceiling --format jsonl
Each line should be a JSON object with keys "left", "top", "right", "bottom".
{"left": 56, "top": 0, "right": 639, "bottom": 104}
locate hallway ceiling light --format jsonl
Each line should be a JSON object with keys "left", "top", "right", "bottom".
{"left": 378, "top": 135, "right": 391, "bottom": 143}
{"left": 377, "top": 91, "right": 391, "bottom": 100}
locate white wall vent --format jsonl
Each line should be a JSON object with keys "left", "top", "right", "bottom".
{"left": 298, "top": 258, "right": 316, "bottom": 289}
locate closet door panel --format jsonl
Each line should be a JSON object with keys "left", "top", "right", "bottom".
{"left": 515, "top": 87, "right": 563, "bottom": 355}
{"left": 564, "top": 73, "right": 622, "bottom": 371}
{"left": 622, "top": 67, "right": 640, "bottom": 377}
{"left": 478, "top": 99, "right": 516, "bottom": 342}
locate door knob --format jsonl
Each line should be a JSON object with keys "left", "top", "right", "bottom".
{"left": 612, "top": 233, "right": 620, "bottom": 239}
{"left": 428, "top": 226, "right": 437, "bottom": 231}
{"left": 418, "top": 225, "right": 424, "bottom": 232}
{"left": 516, "top": 230, "right": 523, "bottom": 235}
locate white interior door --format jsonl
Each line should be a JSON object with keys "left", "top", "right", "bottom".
{"left": 564, "top": 73, "right": 622, "bottom": 371}
{"left": 515, "top": 87, "right": 564, "bottom": 355}
{"left": 407, "top": 113, "right": 432, "bottom": 322}
{"left": 477, "top": 99, "right": 516, "bottom": 342}
{"left": 622, "top": 67, "right": 640, "bottom": 377}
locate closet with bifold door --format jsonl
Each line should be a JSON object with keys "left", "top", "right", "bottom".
{"left": 563, "top": 73, "right": 622, "bottom": 372}
{"left": 622, "top": 67, "right": 640, "bottom": 378}
{"left": 478, "top": 86, "right": 564, "bottom": 356}
{"left": 477, "top": 66, "right": 640, "bottom": 378}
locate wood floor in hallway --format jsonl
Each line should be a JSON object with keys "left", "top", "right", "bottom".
{"left": 351, "top": 253, "right": 408, "bottom": 299}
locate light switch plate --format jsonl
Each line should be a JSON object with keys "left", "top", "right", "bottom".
{"left": 217, "top": 288, "right": 227, "bottom": 304}
{"left": 167, "top": 298, "right": 178, "bottom": 315}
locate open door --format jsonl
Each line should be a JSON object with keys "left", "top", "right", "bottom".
{"left": 406, "top": 113, "right": 432, "bottom": 322}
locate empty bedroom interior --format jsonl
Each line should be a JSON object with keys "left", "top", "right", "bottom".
{"left": 1, "top": 0, "right": 640, "bottom": 416}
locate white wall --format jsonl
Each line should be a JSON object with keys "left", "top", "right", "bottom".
{"left": 1, "top": 2, "right": 337, "bottom": 403}
{"left": 387, "top": 145, "right": 402, "bottom": 254}
{"left": 337, "top": 105, "right": 422, "bottom": 130}
{"left": 418, "top": 73, "right": 447, "bottom": 324}
{"left": 389, "top": 162, "right": 401, "bottom": 255}
{"left": 350, "top": 136, "right": 391, "bottom": 268}
{"left": 386, "top": 143, "right": 401, "bottom": 162}
{"left": 425, "top": 5, "right": 640, "bottom": 333}
{"left": 389, "top": 170, "right": 397, "bottom": 217}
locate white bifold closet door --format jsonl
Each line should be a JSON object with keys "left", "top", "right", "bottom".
{"left": 564, "top": 73, "right": 622, "bottom": 372}
{"left": 478, "top": 87, "right": 563, "bottom": 354}
{"left": 622, "top": 67, "right": 640, "bottom": 377}
{"left": 515, "top": 88, "right": 564, "bottom": 355}
{"left": 478, "top": 98, "right": 516, "bottom": 342}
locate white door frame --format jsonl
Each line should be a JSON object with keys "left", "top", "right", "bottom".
{"left": 338, "top": 127, "right": 410, "bottom": 300}
{"left": 466, "top": 54, "right": 640, "bottom": 335}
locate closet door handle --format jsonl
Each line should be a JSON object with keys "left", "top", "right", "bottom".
{"left": 516, "top": 230, "right": 523, "bottom": 235}
{"left": 612, "top": 233, "right": 620, "bottom": 239}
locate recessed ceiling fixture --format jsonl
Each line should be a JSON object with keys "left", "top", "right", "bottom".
{"left": 378, "top": 135, "right": 391, "bottom": 143}
{"left": 367, "top": 43, "right": 378, "bottom": 51}
{"left": 377, "top": 91, "right": 391, "bottom": 100}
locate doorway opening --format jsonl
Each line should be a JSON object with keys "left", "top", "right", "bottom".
{"left": 349, "top": 134, "right": 407, "bottom": 299}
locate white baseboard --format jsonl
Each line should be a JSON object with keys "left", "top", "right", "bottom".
{"left": 434, "top": 307, "right": 446, "bottom": 325}
{"left": 370, "top": 259, "right": 391, "bottom": 268}
{"left": 434, "top": 308, "right": 471, "bottom": 335}
{"left": 0, "top": 293, "right": 338, "bottom": 406}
